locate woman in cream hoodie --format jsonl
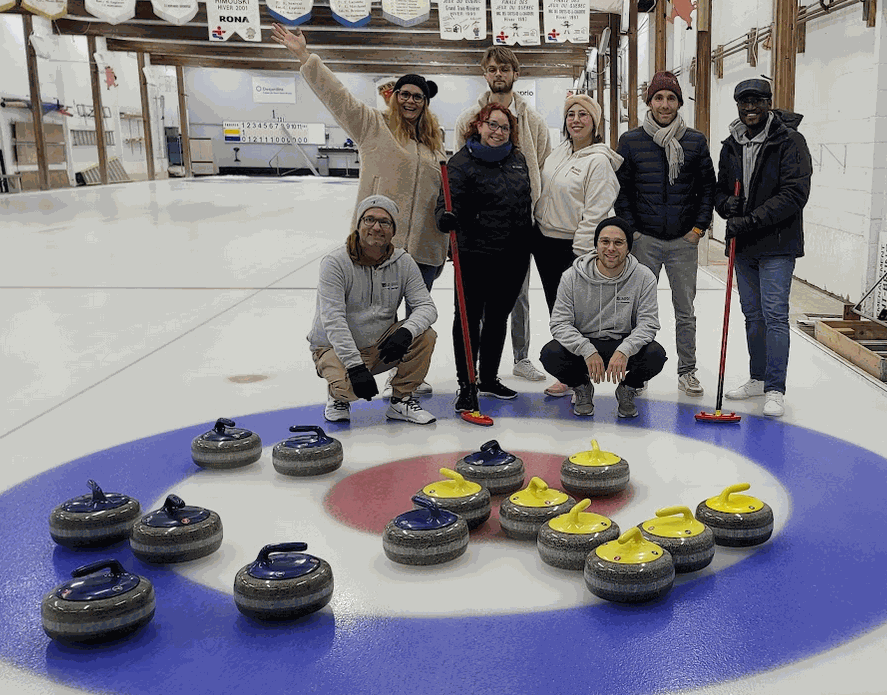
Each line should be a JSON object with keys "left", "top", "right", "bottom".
{"left": 534, "top": 94, "right": 623, "bottom": 397}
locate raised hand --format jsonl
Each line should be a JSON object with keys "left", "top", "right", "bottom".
{"left": 270, "top": 23, "right": 309, "bottom": 62}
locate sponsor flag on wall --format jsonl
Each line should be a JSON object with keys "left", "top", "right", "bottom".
{"left": 589, "top": 0, "right": 621, "bottom": 10}
{"left": 329, "top": 0, "right": 370, "bottom": 27}
{"left": 21, "top": 0, "right": 67, "bottom": 19}
{"left": 85, "top": 0, "right": 135, "bottom": 24}
{"left": 266, "top": 0, "right": 312, "bottom": 25}
{"left": 206, "top": 0, "right": 262, "bottom": 42}
{"left": 437, "top": 0, "right": 486, "bottom": 41}
{"left": 151, "top": 0, "right": 198, "bottom": 25}
{"left": 382, "top": 0, "right": 429, "bottom": 27}
{"left": 491, "top": 0, "right": 540, "bottom": 46}
{"left": 543, "top": 0, "right": 589, "bottom": 44}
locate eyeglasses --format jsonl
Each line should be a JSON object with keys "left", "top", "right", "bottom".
{"left": 738, "top": 96, "right": 769, "bottom": 107}
{"left": 482, "top": 121, "right": 511, "bottom": 133}
{"left": 567, "top": 111, "right": 592, "bottom": 120}
{"left": 396, "top": 90, "right": 426, "bottom": 104}
{"left": 485, "top": 65, "right": 514, "bottom": 75}
{"left": 360, "top": 216, "right": 394, "bottom": 230}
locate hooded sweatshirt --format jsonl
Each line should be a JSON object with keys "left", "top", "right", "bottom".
{"left": 549, "top": 252, "right": 660, "bottom": 360}
{"left": 535, "top": 140, "right": 624, "bottom": 256}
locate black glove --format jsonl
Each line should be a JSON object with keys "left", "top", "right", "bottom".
{"left": 438, "top": 211, "right": 458, "bottom": 234}
{"left": 377, "top": 327, "right": 413, "bottom": 364}
{"left": 346, "top": 364, "right": 378, "bottom": 401}
{"left": 725, "top": 215, "right": 755, "bottom": 240}
{"left": 723, "top": 195, "right": 744, "bottom": 217}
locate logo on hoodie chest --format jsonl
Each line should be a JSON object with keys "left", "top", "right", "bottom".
{"left": 380, "top": 281, "right": 399, "bottom": 291}
{"left": 616, "top": 295, "right": 632, "bottom": 305}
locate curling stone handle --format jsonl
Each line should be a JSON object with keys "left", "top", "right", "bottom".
{"left": 439, "top": 467, "right": 465, "bottom": 482}
{"left": 288, "top": 425, "right": 325, "bottom": 437}
{"left": 527, "top": 477, "right": 548, "bottom": 496}
{"left": 718, "top": 483, "right": 751, "bottom": 503}
{"left": 162, "top": 494, "right": 186, "bottom": 515}
{"left": 71, "top": 559, "right": 127, "bottom": 579}
{"left": 617, "top": 527, "right": 643, "bottom": 546}
{"left": 213, "top": 418, "right": 236, "bottom": 434}
{"left": 87, "top": 479, "right": 108, "bottom": 502}
{"left": 656, "top": 505, "right": 693, "bottom": 520}
{"left": 411, "top": 494, "right": 441, "bottom": 514}
{"left": 479, "top": 440, "right": 501, "bottom": 453}
{"left": 257, "top": 542, "right": 309, "bottom": 564}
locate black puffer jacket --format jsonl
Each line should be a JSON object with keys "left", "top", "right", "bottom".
{"left": 436, "top": 139, "right": 533, "bottom": 257}
{"left": 614, "top": 126, "right": 716, "bottom": 240}
{"left": 714, "top": 109, "right": 812, "bottom": 259}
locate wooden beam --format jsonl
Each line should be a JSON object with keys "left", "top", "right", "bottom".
{"left": 87, "top": 35, "right": 110, "bottom": 185}
{"left": 137, "top": 52, "right": 155, "bottom": 181}
{"left": 609, "top": 13, "right": 619, "bottom": 148}
{"left": 628, "top": 0, "right": 638, "bottom": 129}
{"left": 654, "top": 0, "right": 666, "bottom": 73}
{"left": 176, "top": 65, "right": 192, "bottom": 177}
{"left": 772, "top": 0, "right": 799, "bottom": 111}
{"left": 22, "top": 15, "right": 50, "bottom": 191}
{"left": 695, "top": 0, "right": 711, "bottom": 142}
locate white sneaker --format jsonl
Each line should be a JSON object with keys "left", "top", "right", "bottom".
{"left": 725, "top": 379, "right": 765, "bottom": 400}
{"left": 415, "top": 381, "right": 433, "bottom": 396}
{"left": 678, "top": 371, "right": 704, "bottom": 397}
{"left": 386, "top": 396, "right": 436, "bottom": 425}
{"left": 381, "top": 372, "right": 394, "bottom": 399}
{"left": 324, "top": 395, "right": 351, "bottom": 422}
{"left": 763, "top": 391, "right": 785, "bottom": 417}
{"left": 513, "top": 358, "right": 546, "bottom": 382}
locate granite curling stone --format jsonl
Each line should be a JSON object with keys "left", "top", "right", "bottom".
{"left": 382, "top": 495, "right": 469, "bottom": 566}
{"left": 49, "top": 479, "right": 141, "bottom": 549}
{"left": 561, "top": 439, "right": 630, "bottom": 498}
{"left": 637, "top": 505, "right": 715, "bottom": 573}
{"left": 695, "top": 483, "right": 774, "bottom": 547}
{"left": 537, "top": 498, "right": 620, "bottom": 570}
{"left": 584, "top": 527, "right": 675, "bottom": 603}
{"left": 41, "top": 560, "right": 155, "bottom": 643}
{"left": 191, "top": 418, "right": 262, "bottom": 470}
{"left": 272, "top": 425, "right": 343, "bottom": 477}
{"left": 454, "top": 440, "right": 525, "bottom": 496}
{"left": 416, "top": 467, "right": 491, "bottom": 530}
{"left": 130, "top": 494, "right": 223, "bottom": 563}
{"left": 499, "top": 477, "right": 576, "bottom": 541}
{"left": 234, "top": 542, "right": 334, "bottom": 621}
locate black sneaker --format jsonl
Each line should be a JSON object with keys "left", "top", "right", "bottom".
{"left": 454, "top": 385, "right": 479, "bottom": 413}
{"left": 478, "top": 379, "right": 518, "bottom": 400}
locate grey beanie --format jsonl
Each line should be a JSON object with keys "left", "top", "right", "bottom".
{"left": 356, "top": 195, "right": 399, "bottom": 225}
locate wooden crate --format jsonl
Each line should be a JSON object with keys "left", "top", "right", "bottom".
{"left": 814, "top": 320, "right": 887, "bottom": 381}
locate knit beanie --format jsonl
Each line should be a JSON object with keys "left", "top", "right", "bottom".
{"left": 593, "top": 216, "right": 634, "bottom": 252}
{"left": 563, "top": 94, "right": 603, "bottom": 133}
{"left": 393, "top": 74, "right": 438, "bottom": 101}
{"left": 356, "top": 194, "right": 399, "bottom": 231}
{"left": 645, "top": 71, "right": 683, "bottom": 105}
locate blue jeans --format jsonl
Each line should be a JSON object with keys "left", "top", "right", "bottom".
{"left": 733, "top": 255, "right": 795, "bottom": 394}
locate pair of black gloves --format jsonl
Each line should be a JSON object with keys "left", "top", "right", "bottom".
{"left": 723, "top": 195, "right": 757, "bottom": 240}
{"left": 345, "top": 327, "right": 413, "bottom": 401}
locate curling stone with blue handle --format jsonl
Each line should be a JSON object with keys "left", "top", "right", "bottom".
{"left": 537, "top": 499, "right": 620, "bottom": 570}
{"left": 695, "top": 483, "right": 774, "bottom": 547}
{"left": 191, "top": 418, "right": 262, "bottom": 469}
{"left": 416, "top": 468, "right": 491, "bottom": 530}
{"left": 272, "top": 425, "right": 343, "bottom": 477}
{"left": 130, "top": 494, "right": 223, "bottom": 563}
{"left": 383, "top": 496, "right": 469, "bottom": 565}
{"left": 234, "top": 542, "right": 334, "bottom": 620}
{"left": 49, "top": 479, "right": 140, "bottom": 549}
{"left": 638, "top": 505, "right": 715, "bottom": 573}
{"left": 499, "top": 477, "right": 576, "bottom": 541}
{"left": 584, "top": 527, "right": 675, "bottom": 603}
{"left": 454, "top": 440, "right": 525, "bottom": 496}
{"left": 561, "top": 439, "right": 629, "bottom": 498}
{"left": 41, "top": 560, "right": 155, "bottom": 643}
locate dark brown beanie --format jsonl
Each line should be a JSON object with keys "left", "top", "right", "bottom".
{"left": 645, "top": 71, "right": 683, "bottom": 106}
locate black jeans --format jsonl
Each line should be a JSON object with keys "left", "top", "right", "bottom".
{"left": 532, "top": 227, "right": 577, "bottom": 312}
{"left": 539, "top": 337, "right": 667, "bottom": 389}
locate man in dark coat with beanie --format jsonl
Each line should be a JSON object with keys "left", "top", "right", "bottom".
{"left": 614, "top": 71, "right": 715, "bottom": 399}
{"left": 715, "top": 78, "right": 812, "bottom": 418}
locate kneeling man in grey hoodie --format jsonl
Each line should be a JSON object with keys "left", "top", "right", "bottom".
{"left": 540, "top": 217, "right": 667, "bottom": 418}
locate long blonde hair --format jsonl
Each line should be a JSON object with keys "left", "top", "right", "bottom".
{"left": 385, "top": 103, "right": 444, "bottom": 154}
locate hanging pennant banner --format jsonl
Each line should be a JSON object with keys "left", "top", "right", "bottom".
{"left": 491, "top": 0, "right": 540, "bottom": 46}
{"left": 543, "top": 0, "right": 589, "bottom": 44}
{"left": 151, "top": 0, "right": 198, "bottom": 25}
{"left": 381, "top": 0, "right": 429, "bottom": 27}
{"left": 206, "top": 0, "right": 261, "bottom": 42}
{"left": 589, "top": 0, "right": 622, "bottom": 11}
{"left": 438, "top": 0, "right": 486, "bottom": 40}
{"left": 266, "top": 0, "right": 312, "bottom": 25}
{"left": 21, "top": 0, "right": 66, "bottom": 19}
{"left": 0, "top": 0, "right": 16, "bottom": 12}
{"left": 85, "top": 0, "right": 134, "bottom": 23}
{"left": 329, "top": 0, "right": 370, "bottom": 27}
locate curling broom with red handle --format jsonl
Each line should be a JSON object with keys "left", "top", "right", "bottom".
{"left": 696, "top": 180, "right": 742, "bottom": 424}
{"left": 440, "top": 161, "right": 494, "bottom": 427}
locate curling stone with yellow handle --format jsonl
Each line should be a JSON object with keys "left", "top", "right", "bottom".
{"left": 638, "top": 505, "right": 715, "bottom": 572}
{"left": 560, "top": 439, "right": 629, "bottom": 498}
{"left": 454, "top": 440, "right": 525, "bottom": 496}
{"left": 416, "top": 468, "right": 491, "bottom": 530}
{"left": 272, "top": 425, "right": 343, "bottom": 477}
{"left": 49, "top": 479, "right": 141, "bottom": 549}
{"left": 383, "top": 496, "right": 470, "bottom": 565}
{"left": 191, "top": 418, "right": 262, "bottom": 470}
{"left": 584, "top": 527, "right": 675, "bottom": 603}
{"left": 537, "top": 499, "right": 620, "bottom": 570}
{"left": 695, "top": 483, "right": 774, "bottom": 547}
{"left": 498, "top": 477, "right": 576, "bottom": 541}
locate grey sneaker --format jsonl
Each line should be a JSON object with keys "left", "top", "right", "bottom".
{"left": 513, "top": 358, "right": 546, "bottom": 381}
{"left": 386, "top": 396, "right": 436, "bottom": 425}
{"left": 324, "top": 395, "right": 351, "bottom": 422}
{"left": 678, "top": 371, "right": 704, "bottom": 397}
{"left": 615, "top": 382, "right": 639, "bottom": 418}
{"left": 572, "top": 382, "right": 594, "bottom": 416}
{"left": 763, "top": 391, "right": 785, "bottom": 417}
{"left": 725, "top": 379, "right": 765, "bottom": 400}
{"left": 414, "top": 381, "right": 433, "bottom": 396}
